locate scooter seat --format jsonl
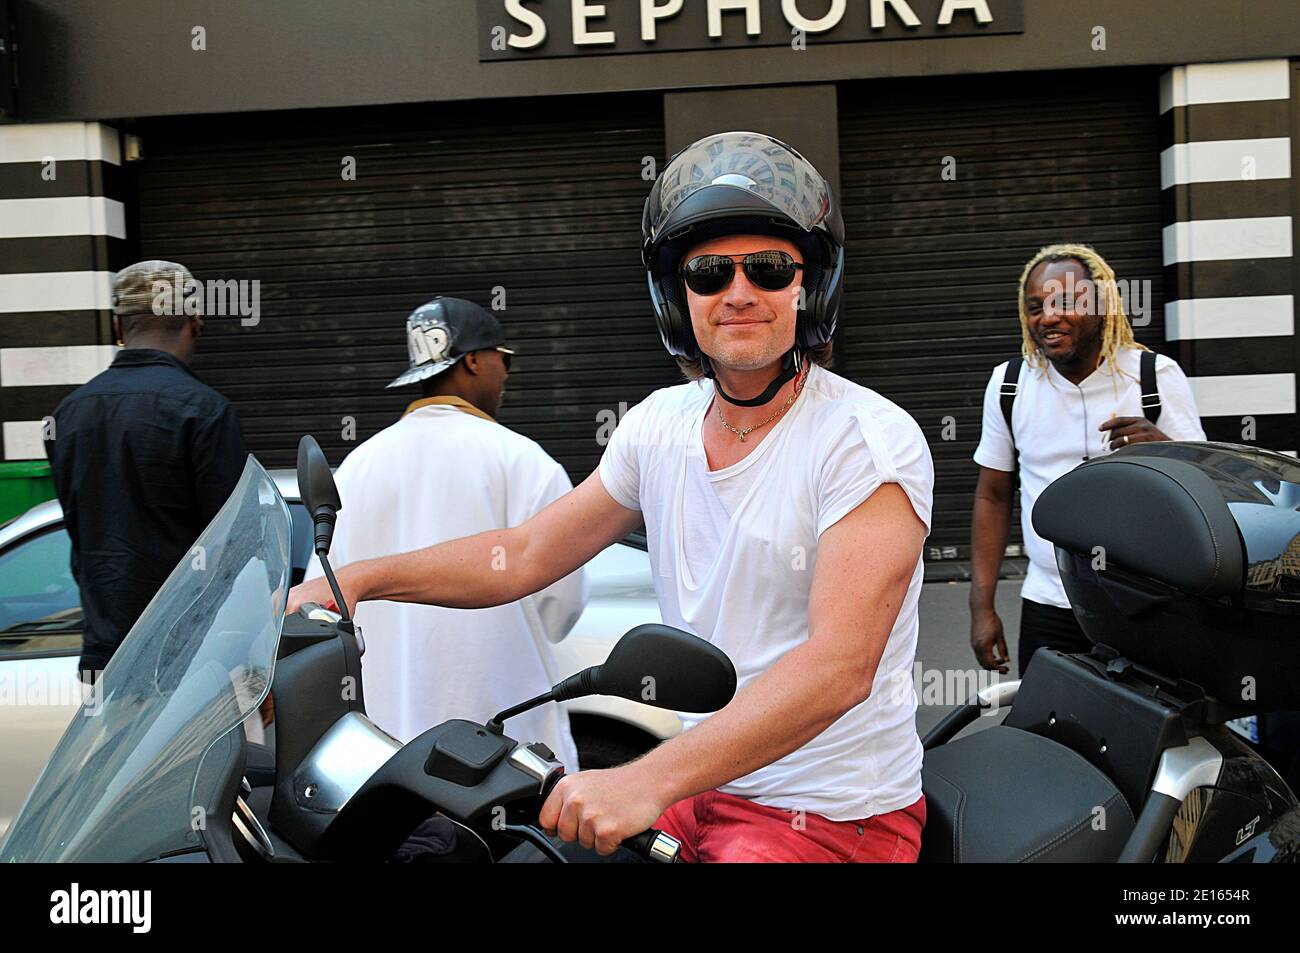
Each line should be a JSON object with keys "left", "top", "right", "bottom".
{"left": 921, "top": 725, "right": 1135, "bottom": 863}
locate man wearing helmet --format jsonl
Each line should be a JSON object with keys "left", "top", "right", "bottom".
{"left": 288, "top": 132, "right": 934, "bottom": 862}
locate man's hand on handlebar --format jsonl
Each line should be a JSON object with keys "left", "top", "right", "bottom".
{"left": 287, "top": 572, "right": 354, "bottom": 617}
{"left": 539, "top": 763, "right": 670, "bottom": 857}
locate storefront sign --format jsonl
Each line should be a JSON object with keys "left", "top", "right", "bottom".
{"left": 478, "top": 0, "right": 1024, "bottom": 61}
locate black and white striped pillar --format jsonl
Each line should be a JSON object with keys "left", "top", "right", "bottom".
{"left": 0, "top": 122, "right": 126, "bottom": 461}
{"left": 1160, "top": 59, "right": 1296, "bottom": 453}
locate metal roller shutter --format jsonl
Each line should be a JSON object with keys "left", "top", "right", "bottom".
{"left": 130, "top": 95, "right": 677, "bottom": 480}
{"left": 837, "top": 68, "right": 1168, "bottom": 559}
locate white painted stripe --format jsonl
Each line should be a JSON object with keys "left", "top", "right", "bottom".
{"left": 0, "top": 345, "right": 118, "bottom": 388}
{"left": 0, "top": 271, "right": 114, "bottom": 313}
{"left": 0, "top": 197, "right": 126, "bottom": 239}
{"left": 2, "top": 421, "right": 49, "bottom": 461}
{"left": 1160, "top": 138, "right": 1291, "bottom": 189}
{"left": 1166, "top": 295, "right": 1294, "bottom": 340}
{"left": 1160, "top": 60, "right": 1291, "bottom": 114}
{"left": 1162, "top": 216, "right": 1292, "bottom": 265}
{"left": 1189, "top": 373, "right": 1295, "bottom": 417}
{"left": 0, "top": 122, "right": 120, "bottom": 165}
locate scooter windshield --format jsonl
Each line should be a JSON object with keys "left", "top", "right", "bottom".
{"left": 0, "top": 458, "right": 291, "bottom": 862}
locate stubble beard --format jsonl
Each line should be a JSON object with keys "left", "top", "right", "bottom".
{"left": 703, "top": 306, "right": 790, "bottom": 374}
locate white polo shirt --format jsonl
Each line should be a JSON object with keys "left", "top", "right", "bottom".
{"left": 973, "top": 347, "right": 1206, "bottom": 608}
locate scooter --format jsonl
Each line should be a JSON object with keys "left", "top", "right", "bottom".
{"left": 918, "top": 440, "right": 1300, "bottom": 863}
{"left": 0, "top": 436, "right": 736, "bottom": 863}
{"left": 5, "top": 435, "right": 1296, "bottom": 864}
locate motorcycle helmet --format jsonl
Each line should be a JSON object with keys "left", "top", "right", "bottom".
{"left": 641, "top": 131, "right": 845, "bottom": 367}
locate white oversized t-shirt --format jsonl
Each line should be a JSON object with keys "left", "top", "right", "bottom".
{"left": 599, "top": 363, "right": 934, "bottom": 822}
{"left": 305, "top": 403, "right": 588, "bottom": 769}
{"left": 973, "top": 347, "right": 1206, "bottom": 608}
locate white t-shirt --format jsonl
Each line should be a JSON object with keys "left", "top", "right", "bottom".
{"left": 305, "top": 402, "right": 588, "bottom": 769}
{"left": 599, "top": 363, "right": 934, "bottom": 822}
{"left": 973, "top": 347, "right": 1206, "bottom": 608}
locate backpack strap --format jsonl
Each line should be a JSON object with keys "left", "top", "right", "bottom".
{"left": 999, "top": 357, "right": 1023, "bottom": 481}
{"left": 1000, "top": 357, "right": 1023, "bottom": 446}
{"left": 1139, "top": 350, "right": 1161, "bottom": 424}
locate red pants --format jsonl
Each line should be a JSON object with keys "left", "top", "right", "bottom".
{"left": 653, "top": 791, "right": 926, "bottom": 863}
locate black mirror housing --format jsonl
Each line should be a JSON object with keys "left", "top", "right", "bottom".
{"left": 296, "top": 435, "right": 341, "bottom": 555}
{"left": 578, "top": 623, "right": 736, "bottom": 714}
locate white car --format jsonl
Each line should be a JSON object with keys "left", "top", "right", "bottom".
{"left": 0, "top": 469, "right": 676, "bottom": 840}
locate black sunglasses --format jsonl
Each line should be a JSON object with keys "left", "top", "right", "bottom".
{"left": 680, "top": 251, "right": 804, "bottom": 296}
{"left": 476, "top": 347, "right": 512, "bottom": 371}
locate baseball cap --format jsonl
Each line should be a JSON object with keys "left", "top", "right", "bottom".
{"left": 386, "top": 297, "right": 514, "bottom": 389}
{"left": 112, "top": 260, "right": 199, "bottom": 319}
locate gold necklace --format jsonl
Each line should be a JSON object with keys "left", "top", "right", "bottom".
{"left": 716, "top": 368, "right": 806, "bottom": 442}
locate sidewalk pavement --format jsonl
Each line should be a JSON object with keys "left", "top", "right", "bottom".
{"left": 914, "top": 577, "right": 1025, "bottom": 739}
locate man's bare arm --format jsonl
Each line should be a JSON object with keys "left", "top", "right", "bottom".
{"left": 970, "top": 466, "right": 1013, "bottom": 612}
{"left": 287, "top": 470, "right": 643, "bottom": 614}
{"left": 969, "top": 465, "right": 1014, "bottom": 672}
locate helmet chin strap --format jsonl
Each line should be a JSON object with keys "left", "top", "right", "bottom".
{"left": 706, "top": 349, "right": 802, "bottom": 407}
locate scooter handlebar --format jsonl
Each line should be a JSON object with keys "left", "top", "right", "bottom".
{"left": 621, "top": 828, "right": 681, "bottom": 863}
{"left": 537, "top": 760, "right": 680, "bottom": 862}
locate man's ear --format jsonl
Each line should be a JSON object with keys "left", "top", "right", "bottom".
{"left": 462, "top": 351, "right": 480, "bottom": 376}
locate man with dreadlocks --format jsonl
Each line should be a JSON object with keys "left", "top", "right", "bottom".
{"left": 970, "top": 243, "right": 1205, "bottom": 676}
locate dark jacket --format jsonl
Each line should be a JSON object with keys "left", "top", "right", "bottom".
{"left": 44, "top": 348, "right": 246, "bottom": 671}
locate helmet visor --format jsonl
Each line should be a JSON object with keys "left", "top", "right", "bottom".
{"left": 644, "top": 132, "right": 832, "bottom": 244}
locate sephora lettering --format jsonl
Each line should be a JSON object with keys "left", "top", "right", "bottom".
{"left": 480, "top": 0, "right": 1023, "bottom": 60}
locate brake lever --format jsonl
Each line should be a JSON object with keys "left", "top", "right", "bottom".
{"left": 502, "top": 823, "right": 567, "bottom": 863}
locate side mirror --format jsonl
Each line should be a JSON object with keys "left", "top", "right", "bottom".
{"left": 296, "top": 435, "right": 341, "bottom": 556}
{"left": 296, "top": 435, "right": 352, "bottom": 622}
{"left": 560, "top": 624, "right": 737, "bottom": 714}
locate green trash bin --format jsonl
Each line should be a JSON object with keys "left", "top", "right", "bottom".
{"left": 0, "top": 460, "right": 57, "bottom": 525}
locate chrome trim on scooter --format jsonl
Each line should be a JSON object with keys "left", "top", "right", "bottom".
{"left": 977, "top": 679, "right": 1020, "bottom": 709}
{"left": 508, "top": 744, "right": 564, "bottom": 794}
{"left": 292, "top": 711, "right": 402, "bottom": 813}
{"left": 1150, "top": 737, "right": 1223, "bottom": 801}
{"left": 304, "top": 605, "right": 342, "bottom": 624}
{"left": 233, "top": 796, "right": 276, "bottom": 860}
{"left": 647, "top": 831, "right": 681, "bottom": 863}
